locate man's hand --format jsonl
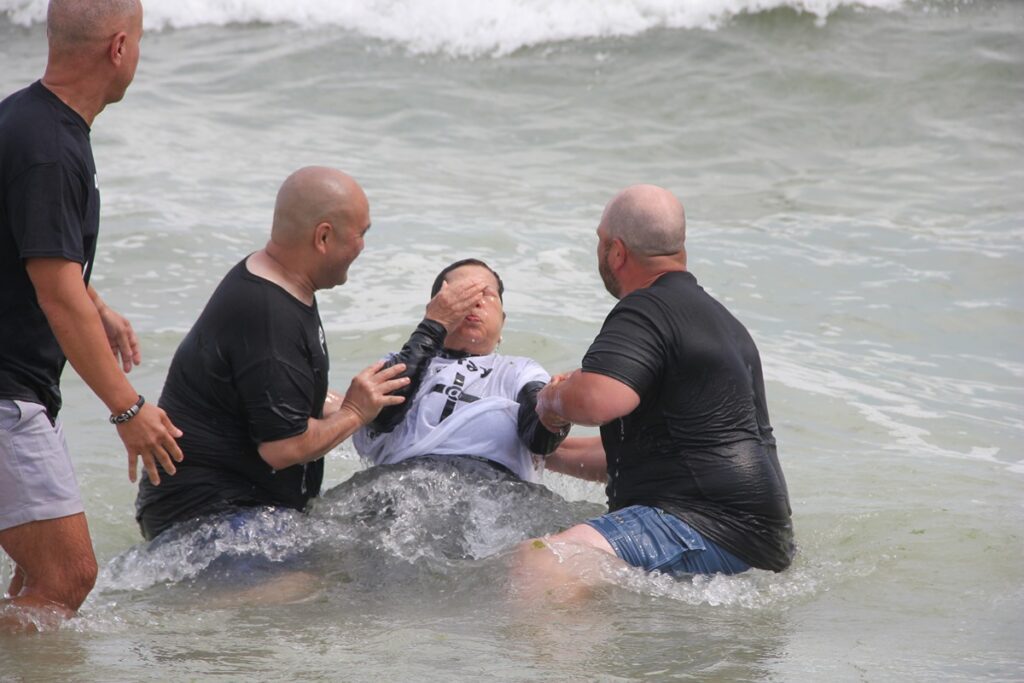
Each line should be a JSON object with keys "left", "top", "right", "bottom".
{"left": 424, "top": 279, "right": 488, "bottom": 331}
{"left": 339, "top": 361, "right": 410, "bottom": 425}
{"left": 537, "top": 372, "right": 576, "bottom": 433}
{"left": 96, "top": 301, "right": 141, "bottom": 373}
{"left": 116, "top": 402, "right": 184, "bottom": 485}
{"left": 88, "top": 285, "right": 141, "bottom": 373}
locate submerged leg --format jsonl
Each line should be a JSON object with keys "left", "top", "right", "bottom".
{"left": 511, "top": 523, "right": 621, "bottom": 604}
{"left": 0, "top": 513, "right": 98, "bottom": 632}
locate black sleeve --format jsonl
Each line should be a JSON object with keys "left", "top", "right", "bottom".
{"left": 369, "top": 318, "right": 447, "bottom": 433}
{"left": 581, "top": 295, "right": 665, "bottom": 397}
{"left": 236, "top": 354, "right": 317, "bottom": 444}
{"left": 516, "top": 381, "right": 569, "bottom": 455}
{"left": 8, "top": 163, "right": 88, "bottom": 262}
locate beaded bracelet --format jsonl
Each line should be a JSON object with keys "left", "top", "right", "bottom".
{"left": 110, "top": 395, "right": 145, "bottom": 424}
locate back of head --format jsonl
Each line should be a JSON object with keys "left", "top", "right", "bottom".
{"left": 271, "top": 166, "right": 366, "bottom": 247}
{"left": 47, "top": 0, "right": 141, "bottom": 50}
{"left": 601, "top": 184, "right": 686, "bottom": 257}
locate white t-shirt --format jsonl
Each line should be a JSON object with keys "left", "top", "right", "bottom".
{"left": 354, "top": 352, "right": 550, "bottom": 481}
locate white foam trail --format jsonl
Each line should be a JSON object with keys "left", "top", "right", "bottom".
{"left": 2, "top": 0, "right": 906, "bottom": 57}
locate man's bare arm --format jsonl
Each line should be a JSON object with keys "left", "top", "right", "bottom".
{"left": 26, "top": 258, "right": 183, "bottom": 484}
{"left": 536, "top": 370, "right": 640, "bottom": 430}
{"left": 258, "top": 361, "right": 409, "bottom": 470}
{"left": 544, "top": 436, "right": 607, "bottom": 482}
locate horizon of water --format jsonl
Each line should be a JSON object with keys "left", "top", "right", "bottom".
{"left": 1, "top": 0, "right": 1022, "bottom": 680}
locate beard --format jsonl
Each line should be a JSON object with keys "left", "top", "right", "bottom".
{"left": 598, "top": 246, "right": 621, "bottom": 299}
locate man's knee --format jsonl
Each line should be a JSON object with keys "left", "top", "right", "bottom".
{"left": 11, "top": 550, "right": 97, "bottom": 611}
{"left": 547, "top": 523, "right": 616, "bottom": 556}
{"left": 55, "top": 554, "right": 98, "bottom": 610}
{"left": 0, "top": 515, "right": 98, "bottom": 611}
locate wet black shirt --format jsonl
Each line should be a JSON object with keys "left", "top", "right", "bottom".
{"left": 135, "top": 259, "right": 329, "bottom": 539}
{"left": 582, "top": 271, "right": 794, "bottom": 571}
{"left": 0, "top": 81, "right": 100, "bottom": 419}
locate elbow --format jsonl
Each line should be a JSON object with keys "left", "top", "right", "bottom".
{"left": 258, "top": 442, "right": 300, "bottom": 471}
{"left": 35, "top": 290, "right": 72, "bottom": 324}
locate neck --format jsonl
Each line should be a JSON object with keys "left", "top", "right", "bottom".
{"left": 41, "top": 65, "right": 106, "bottom": 126}
{"left": 618, "top": 255, "right": 686, "bottom": 297}
{"left": 249, "top": 246, "right": 317, "bottom": 305}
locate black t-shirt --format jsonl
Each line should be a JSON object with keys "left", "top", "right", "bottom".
{"left": 135, "top": 259, "right": 329, "bottom": 539}
{"left": 0, "top": 81, "right": 100, "bottom": 419}
{"left": 582, "top": 271, "right": 794, "bottom": 571}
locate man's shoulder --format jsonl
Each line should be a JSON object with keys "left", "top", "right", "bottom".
{"left": 193, "top": 260, "right": 314, "bottom": 348}
{"left": 198, "top": 261, "right": 267, "bottom": 321}
{"left": 0, "top": 82, "right": 85, "bottom": 178}
{"left": 0, "top": 82, "right": 40, "bottom": 116}
{"left": 1, "top": 82, "right": 58, "bottom": 131}
{"left": 619, "top": 271, "right": 707, "bottom": 310}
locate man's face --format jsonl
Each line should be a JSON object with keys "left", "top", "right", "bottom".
{"left": 597, "top": 223, "right": 621, "bottom": 299}
{"left": 327, "top": 197, "right": 370, "bottom": 287}
{"left": 329, "top": 211, "right": 370, "bottom": 286}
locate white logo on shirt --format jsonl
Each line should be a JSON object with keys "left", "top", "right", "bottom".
{"left": 319, "top": 326, "right": 327, "bottom": 356}
{"left": 94, "top": 173, "right": 99, "bottom": 189}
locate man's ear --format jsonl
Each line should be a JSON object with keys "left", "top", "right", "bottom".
{"left": 109, "top": 32, "right": 127, "bottom": 65}
{"left": 609, "top": 238, "right": 627, "bottom": 270}
{"left": 313, "top": 222, "right": 331, "bottom": 254}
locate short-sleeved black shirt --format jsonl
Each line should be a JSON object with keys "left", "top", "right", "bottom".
{"left": 135, "top": 259, "right": 329, "bottom": 539}
{"left": 0, "top": 81, "right": 100, "bottom": 419}
{"left": 582, "top": 271, "right": 794, "bottom": 572}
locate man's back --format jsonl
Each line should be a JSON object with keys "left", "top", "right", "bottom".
{"left": 583, "top": 270, "right": 794, "bottom": 571}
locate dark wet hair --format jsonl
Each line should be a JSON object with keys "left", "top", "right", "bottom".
{"left": 430, "top": 258, "right": 504, "bottom": 301}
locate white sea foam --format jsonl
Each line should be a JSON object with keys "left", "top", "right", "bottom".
{"left": 2, "top": 0, "right": 906, "bottom": 56}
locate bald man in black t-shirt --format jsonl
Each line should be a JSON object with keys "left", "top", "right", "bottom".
{"left": 528, "top": 185, "right": 794, "bottom": 584}
{"left": 0, "top": 0, "right": 185, "bottom": 629}
{"left": 134, "top": 167, "right": 443, "bottom": 540}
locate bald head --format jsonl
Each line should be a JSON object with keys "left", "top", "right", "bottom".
{"left": 600, "top": 184, "right": 686, "bottom": 258}
{"left": 47, "top": 0, "right": 141, "bottom": 48}
{"left": 272, "top": 166, "right": 367, "bottom": 247}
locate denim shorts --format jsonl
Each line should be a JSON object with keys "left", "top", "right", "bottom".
{"left": 586, "top": 505, "right": 751, "bottom": 576}
{"left": 0, "top": 399, "right": 84, "bottom": 532}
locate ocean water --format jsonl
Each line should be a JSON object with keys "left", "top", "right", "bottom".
{"left": 1, "top": 0, "right": 1022, "bottom": 680}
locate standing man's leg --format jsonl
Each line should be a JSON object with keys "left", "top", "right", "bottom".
{"left": 0, "top": 515, "right": 98, "bottom": 626}
{"left": 0, "top": 399, "right": 97, "bottom": 631}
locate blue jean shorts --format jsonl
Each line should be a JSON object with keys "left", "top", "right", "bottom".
{"left": 0, "top": 399, "right": 84, "bottom": 532}
{"left": 586, "top": 505, "right": 751, "bottom": 576}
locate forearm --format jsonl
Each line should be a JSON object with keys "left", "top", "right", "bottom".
{"left": 37, "top": 275, "right": 138, "bottom": 413}
{"left": 539, "top": 377, "right": 609, "bottom": 427}
{"left": 538, "top": 371, "right": 641, "bottom": 428}
{"left": 544, "top": 436, "right": 607, "bottom": 482}
{"left": 322, "top": 389, "right": 344, "bottom": 417}
{"left": 86, "top": 283, "right": 104, "bottom": 309}
{"left": 258, "top": 406, "right": 365, "bottom": 470}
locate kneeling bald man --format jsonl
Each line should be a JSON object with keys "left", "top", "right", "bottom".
{"left": 531, "top": 185, "right": 794, "bottom": 585}
{"left": 135, "top": 167, "right": 409, "bottom": 539}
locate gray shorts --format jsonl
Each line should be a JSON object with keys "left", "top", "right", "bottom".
{"left": 0, "top": 399, "right": 84, "bottom": 532}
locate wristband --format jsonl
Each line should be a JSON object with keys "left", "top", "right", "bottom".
{"left": 110, "top": 395, "right": 145, "bottom": 424}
